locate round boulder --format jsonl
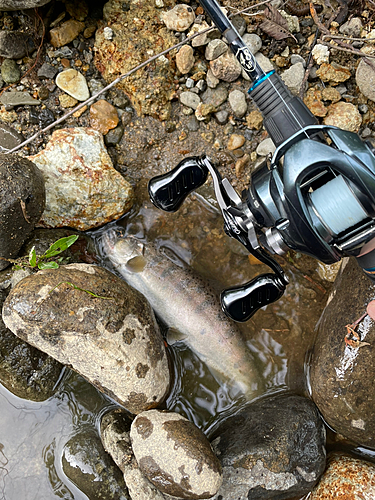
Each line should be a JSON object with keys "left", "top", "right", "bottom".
{"left": 0, "top": 153, "right": 45, "bottom": 271}
{"left": 310, "top": 257, "right": 375, "bottom": 447}
{"left": 2, "top": 264, "right": 170, "bottom": 414}
{"left": 130, "top": 409, "right": 222, "bottom": 499}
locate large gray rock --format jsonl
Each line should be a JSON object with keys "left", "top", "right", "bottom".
{"left": 356, "top": 57, "right": 375, "bottom": 102}
{"left": 210, "top": 394, "right": 326, "bottom": 500}
{"left": 130, "top": 409, "right": 223, "bottom": 499}
{"left": 62, "top": 429, "right": 130, "bottom": 499}
{"left": 2, "top": 264, "right": 171, "bottom": 414}
{"left": 0, "top": 0, "right": 51, "bottom": 9}
{"left": 0, "top": 154, "right": 45, "bottom": 271}
{"left": 310, "top": 257, "right": 375, "bottom": 447}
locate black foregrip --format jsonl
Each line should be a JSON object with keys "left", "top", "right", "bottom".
{"left": 148, "top": 157, "right": 208, "bottom": 212}
{"left": 249, "top": 72, "right": 317, "bottom": 148}
{"left": 221, "top": 274, "right": 286, "bottom": 322}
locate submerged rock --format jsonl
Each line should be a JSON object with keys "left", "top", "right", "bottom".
{"left": 62, "top": 429, "right": 130, "bottom": 499}
{"left": 2, "top": 264, "right": 171, "bottom": 414}
{"left": 28, "top": 127, "right": 133, "bottom": 231}
{"left": 0, "top": 154, "right": 45, "bottom": 271}
{"left": 309, "top": 453, "right": 375, "bottom": 499}
{"left": 210, "top": 393, "right": 326, "bottom": 500}
{"left": 310, "top": 258, "right": 375, "bottom": 447}
{"left": 130, "top": 409, "right": 222, "bottom": 499}
{"left": 0, "top": 289, "right": 63, "bottom": 401}
{"left": 94, "top": 0, "right": 178, "bottom": 120}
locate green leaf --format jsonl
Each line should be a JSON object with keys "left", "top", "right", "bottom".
{"left": 13, "top": 265, "right": 22, "bottom": 270}
{"left": 42, "top": 235, "right": 79, "bottom": 259}
{"left": 38, "top": 261, "right": 59, "bottom": 270}
{"left": 29, "top": 246, "right": 37, "bottom": 267}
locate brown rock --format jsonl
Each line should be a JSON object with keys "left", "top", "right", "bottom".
{"left": 90, "top": 99, "right": 119, "bottom": 135}
{"left": 323, "top": 101, "right": 362, "bottom": 132}
{"left": 59, "top": 93, "right": 78, "bottom": 108}
{"left": 321, "top": 86, "right": 341, "bottom": 103}
{"left": 235, "top": 153, "right": 250, "bottom": 177}
{"left": 49, "top": 19, "right": 85, "bottom": 48}
{"left": 304, "top": 88, "right": 328, "bottom": 117}
{"left": 176, "top": 44, "right": 194, "bottom": 74}
{"left": 246, "top": 109, "right": 263, "bottom": 129}
{"left": 309, "top": 454, "right": 375, "bottom": 499}
{"left": 316, "top": 62, "right": 351, "bottom": 84}
{"left": 209, "top": 50, "right": 242, "bottom": 82}
{"left": 227, "top": 133, "right": 245, "bottom": 150}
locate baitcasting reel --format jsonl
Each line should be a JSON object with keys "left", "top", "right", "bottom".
{"left": 148, "top": 0, "right": 375, "bottom": 322}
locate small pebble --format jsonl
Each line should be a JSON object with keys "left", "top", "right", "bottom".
{"left": 1, "top": 59, "right": 20, "bottom": 84}
{"left": 228, "top": 133, "right": 245, "bottom": 150}
{"left": 256, "top": 137, "right": 276, "bottom": 156}
{"left": 59, "top": 93, "right": 78, "bottom": 108}
{"left": 161, "top": 4, "right": 195, "bottom": 32}
{"left": 90, "top": 99, "right": 119, "bottom": 135}
{"left": 56, "top": 69, "right": 90, "bottom": 101}
{"left": 179, "top": 90, "right": 201, "bottom": 110}
{"left": 228, "top": 89, "right": 247, "bottom": 118}
{"left": 176, "top": 45, "right": 195, "bottom": 75}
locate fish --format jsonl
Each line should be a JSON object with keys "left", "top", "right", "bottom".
{"left": 100, "top": 229, "right": 263, "bottom": 398}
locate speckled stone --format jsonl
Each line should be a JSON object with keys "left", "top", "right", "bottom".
{"left": 176, "top": 45, "right": 195, "bottom": 74}
{"left": 161, "top": 3, "right": 195, "bottom": 31}
{"left": 130, "top": 409, "right": 222, "bottom": 499}
{"left": 309, "top": 454, "right": 375, "bottom": 499}
{"left": 209, "top": 49, "right": 242, "bottom": 82}
{"left": 1, "top": 59, "right": 20, "bottom": 83}
{"left": 2, "top": 264, "right": 170, "bottom": 414}
{"left": 316, "top": 62, "right": 351, "bottom": 84}
{"left": 28, "top": 127, "right": 133, "bottom": 230}
{"left": 56, "top": 69, "right": 90, "bottom": 101}
{"left": 323, "top": 101, "right": 362, "bottom": 132}
{"left": 356, "top": 57, "right": 375, "bottom": 102}
{"left": 227, "top": 133, "right": 245, "bottom": 151}
{"left": 49, "top": 19, "right": 85, "bottom": 48}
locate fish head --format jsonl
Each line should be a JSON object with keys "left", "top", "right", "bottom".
{"left": 102, "top": 230, "right": 147, "bottom": 272}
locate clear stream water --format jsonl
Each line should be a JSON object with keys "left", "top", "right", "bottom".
{"left": 0, "top": 185, "right": 333, "bottom": 499}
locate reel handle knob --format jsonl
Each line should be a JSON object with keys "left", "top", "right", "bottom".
{"left": 221, "top": 274, "right": 286, "bottom": 322}
{"left": 148, "top": 157, "right": 208, "bottom": 212}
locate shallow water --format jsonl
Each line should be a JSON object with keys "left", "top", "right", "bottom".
{"left": 0, "top": 183, "right": 330, "bottom": 499}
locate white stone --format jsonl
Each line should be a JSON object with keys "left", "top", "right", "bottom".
{"left": 161, "top": 4, "right": 195, "bottom": 32}
{"left": 256, "top": 137, "right": 276, "bottom": 156}
{"left": 55, "top": 69, "right": 90, "bottom": 101}
{"left": 312, "top": 44, "right": 330, "bottom": 65}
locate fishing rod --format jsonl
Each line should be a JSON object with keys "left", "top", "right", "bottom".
{"left": 149, "top": 0, "right": 375, "bottom": 322}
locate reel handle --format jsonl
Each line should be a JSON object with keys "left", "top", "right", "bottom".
{"left": 221, "top": 274, "right": 286, "bottom": 322}
{"left": 148, "top": 157, "right": 208, "bottom": 212}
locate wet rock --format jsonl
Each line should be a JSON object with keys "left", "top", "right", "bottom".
{"left": 339, "top": 17, "right": 362, "bottom": 37}
{"left": 0, "top": 31, "right": 35, "bottom": 59}
{"left": 209, "top": 50, "right": 242, "bottom": 82}
{"left": 95, "top": 0, "right": 178, "bottom": 120}
{"left": 309, "top": 454, "right": 375, "bottom": 499}
{"left": 0, "top": 123, "right": 24, "bottom": 152}
{"left": 101, "top": 409, "right": 166, "bottom": 500}
{"left": 256, "top": 137, "right": 276, "bottom": 156}
{"left": 29, "top": 108, "right": 55, "bottom": 128}
{"left": 162, "top": 4, "right": 195, "bottom": 31}
{"left": 28, "top": 127, "right": 133, "bottom": 231}
{"left": 205, "top": 39, "right": 227, "bottom": 61}
{"left": 0, "top": 288, "right": 63, "bottom": 401}
{"left": 323, "top": 102, "right": 362, "bottom": 132}
{"left": 1, "top": 59, "right": 20, "bottom": 84}
{"left": 0, "top": 154, "right": 45, "bottom": 271}
{"left": 180, "top": 90, "right": 201, "bottom": 110}
{"left": 356, "top": 58, "right": 375, "bottom": 102}
{"left": 210, "top": 394, "right": 326, "bottom": 500}
{"left": 228, "top": 89, "right": 247, "bottom": 118}
{"left": 201, "top": 85, "right": 228, "bottom": 108}
{"left": 176, "top": 45, "right": 195, "bottom": 74}
{"left": 246, "top": 109, "right": 263, "bottom": 130}
{"left": 90, "top": 99, "right": 119, "bottom": 135}
{"left": 316, "top": 62, "right": 351, "bottom": 84}
{"left": 37, "top": 63, "right": 58, "bottom": 80}
{"left": 281, "top": 61, "right": 305, "bottom": 95}
{"left": 312, "top": 44, "right": 330, "bottom": 65}
{"left": 0, "top": 0, "right": 51, "bottom": 9}
{"left": 0, "top": 91, "right": 40, "bottom": 107}
{"left": 49, "top": 19, "right": 85, "bottom": 48}
{"left": 2, "top": 264, "right": 171, "bottom": 414}
{"left": 105, "top": 125, "right": 124, "bottom": 146}
{"left": 62, "top": 429, "right": 130, "bottom": 499}
{"left": 56, "top": 69, "right": 90, "bottom": 101}
{"left": 310, "top": 258, "right": 375, "bottom": 447}
{"left": 131, "top": 409, "right": 222, "bottom": 498}
{"left": 227, "top": 133, "right": 245, "bottom": 151}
